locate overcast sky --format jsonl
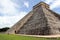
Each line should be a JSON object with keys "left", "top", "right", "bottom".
{"left": 0, "top": 0, "right": 60, "bottom": 28}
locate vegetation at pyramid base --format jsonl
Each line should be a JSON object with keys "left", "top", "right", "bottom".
{"left": 0, "top": 27, "right": 10, "bottom": 32}
{"left": 0, "top": 34, "right": 60, "bottom": 40}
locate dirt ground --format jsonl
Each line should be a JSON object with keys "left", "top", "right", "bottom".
{"left": 16, "top": 34, "right": 60, "bottom": 38}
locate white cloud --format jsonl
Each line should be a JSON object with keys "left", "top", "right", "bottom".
{"left": 44, "top": 0, "right": 60, "bottom": 9}
{"left": 0, "top": 0, "right": 28, "bottom": 28}
{"left": 0, "top": 0, "right": 20, "bottom": 15}
{"left": 24, "top": 1, "right": 29, "bottom": 8}
{"left": 45, "top": 0, "right": 55, "bottom": 4}
{"left": 50, "top": 0, "right": 60, "bottom": 9}
{"left": 0, "top": 11, "right": 27, "bottom": 28}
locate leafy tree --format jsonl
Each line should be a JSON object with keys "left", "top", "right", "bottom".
{"left": 0, "top": 27, "right": 10, "bottom": 32}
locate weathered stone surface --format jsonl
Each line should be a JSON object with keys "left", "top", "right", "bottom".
{"left": 6, "top": 2, "right": 60, "bottom": 35}
{"left": 43, "top": 7, "right": 60, "bottom": 34}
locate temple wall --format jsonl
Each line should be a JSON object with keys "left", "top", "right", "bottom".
{"left": 17, "top": 6, "right": 49, "bottom": 35}
{"left": 43, "top": 7, "right": 60, "bottom": 35}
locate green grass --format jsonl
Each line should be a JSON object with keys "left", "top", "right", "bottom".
{"left": 0, "top": 34, "right": 60, "bottom": 40}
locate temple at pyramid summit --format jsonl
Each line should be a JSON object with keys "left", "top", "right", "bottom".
{"left": 6, "top": 2, "right": 60, "bottom": 35}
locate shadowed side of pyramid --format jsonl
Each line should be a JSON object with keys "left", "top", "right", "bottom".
{"left": 6, "top": 2, "right": 60, "bottom": 35}
{"left": 42, "top": 7, "right": 60, "bottom": 35}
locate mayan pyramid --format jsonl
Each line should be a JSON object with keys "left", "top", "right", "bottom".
{"left": 6, "top": 2, "right": 60, "bottom": 35}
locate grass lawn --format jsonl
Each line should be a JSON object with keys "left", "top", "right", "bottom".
{"left": 0, "top": 34, "right": 60, "bottom": 40}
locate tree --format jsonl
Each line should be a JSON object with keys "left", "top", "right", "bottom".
{"left": 0, "top": 27, "right": 10, "bottom": 32}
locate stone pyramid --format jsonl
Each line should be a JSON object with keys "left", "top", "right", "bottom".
{"left": 6, "top": 2, "right": 60, "bottom": 35}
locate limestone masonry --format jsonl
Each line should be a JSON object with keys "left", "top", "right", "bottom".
{"left": 6, "top": 2, "right": 60, "bottom": 35}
